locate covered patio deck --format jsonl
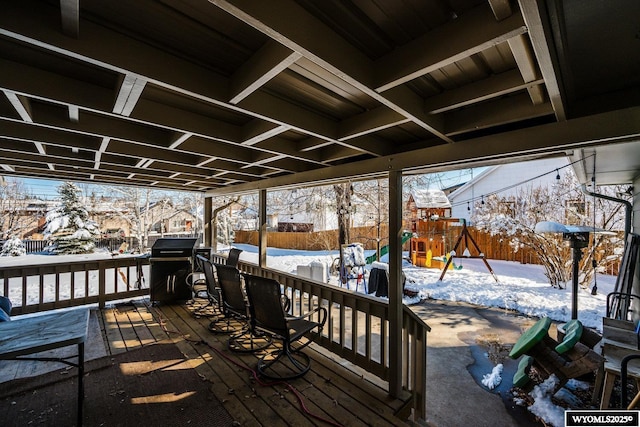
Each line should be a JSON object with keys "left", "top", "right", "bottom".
{"left": 1, "top": 298, "right": 414, "bottom": 426}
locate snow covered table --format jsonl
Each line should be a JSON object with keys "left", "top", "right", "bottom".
{"left": 0, "top": 308, "right": 90, "bottom": 426}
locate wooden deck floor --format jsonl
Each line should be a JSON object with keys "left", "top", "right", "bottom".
{"left": 97, "top": 298, "right": 413, "bottom": 426}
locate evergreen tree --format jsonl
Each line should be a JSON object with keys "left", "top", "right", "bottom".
{"left": 1, "top": 236, "right": 26, "bottom": 256}
{"left": 43, "top": 182, "right": 100, "bottom": 254}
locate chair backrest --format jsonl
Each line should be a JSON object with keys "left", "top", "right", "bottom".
{"left": 197, "top": 255, "right": 218, "bottom": 295}
{"left": 214, "top": 263, "right": 246, "bottom": 314}
{"left": 226, "top": 248, "right": 243, "bottom": 267}
{"left": 243, "top": 274, "right": 289, "bottom": 337}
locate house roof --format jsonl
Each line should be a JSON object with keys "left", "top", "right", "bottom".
{"left": 0, "top": 0, "right": 639, "bottom": 194}
{"left": 447, "top": 157, "right": 570, "bottom": 200}
{"left": 411, "top": 189, "right": 451, "bottom": 209}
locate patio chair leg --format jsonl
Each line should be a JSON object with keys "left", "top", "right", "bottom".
{"left": 228, "top": 327, "right": 272, "bottom": 353}
{"left": 257, "top": 347, "right": 311, "bottom": 380}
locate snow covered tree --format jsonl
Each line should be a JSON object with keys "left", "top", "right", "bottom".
{"left": 472, "top": 171, "right": 625, "bottom": 289}
{"left": 1, "top": 236, "right": 26, "bottom": 256}
{"left": 43, "top": 182, "right": 100, "bottom": 254}
{"left": 211, "top": 196, "right": 239, "bottom": 250}
{"left": 0, "top": 178, "right": 32, "bottom": 239}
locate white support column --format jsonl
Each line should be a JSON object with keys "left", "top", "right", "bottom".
{"left": 388, "top": 169, "right": 403, "bottom": 397}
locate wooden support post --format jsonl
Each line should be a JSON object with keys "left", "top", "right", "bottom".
{"left": 388, "top": 170, "right": 403, "bottom": 397}
{"left": 258, "top": 189, "right": 267, "bottom": 269}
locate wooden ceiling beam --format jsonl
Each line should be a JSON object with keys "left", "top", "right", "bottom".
{"left": 0, "top": 59, "right": 333, "bottom": 167}
{"left": 208, "top": 106, "right": 640, "bottom": 196}
{"left": 423, "top": 69, "right": 543, "bottom": 114}
{"left": 0, "top": 117, "right": 262, "bottom": 179}
{"left": 508, "top": 34, "right": 546, "bottom": 105}
{"left": 211, "top": 0, "right": 449, "bottom": 140}
{"left": 337, "top": 107, "right": 408, "bottom": 143}
{"left": 374, "top": 3, "right": 527, "bottom": 92}
{"left": 0, "top": 1, "right": 343, "bottom": 144}
{"left": 444, "top": 93, "right": 554, "bottom": 136}
{"left": 518, "top": 0, "right": 566, "bottom": 120}
{"left": 241, "top": 121, "right": 290, "bottom": 146}
{"left": 0, "top": 118, "right": 100, "bottom": 151}
{"left": 229, "top": 40, "right": 301, "bottom": 104}
{"left": 59, "top": 0, "right": 79, "bottom": 38}
{"left": 334, "top": 135, "right": 396, "bottom": 157}
{"left": 2, "top": 90, "right": 33, "bottom": 122}
{"left": 113, "top": 74, "right": 147, "bottom": 116}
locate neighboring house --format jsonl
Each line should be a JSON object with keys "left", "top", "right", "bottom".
{"left": 447, "top": 157, "right": 571, "bottom": 224}
{"left": 271, "top": 195, "right": 339, "bottom": 232}
{"left": 88, "top": 200, "right": 132, "bottom": 237}
{"left": 151, "top": 208, "right": 197, "bottom": 234}
{"left": 0, "top": 199, "right": 54, "bottom": 239}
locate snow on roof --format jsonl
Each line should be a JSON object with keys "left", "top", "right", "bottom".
{"left": 411, "top": 189, "right": 451, "bottom": 208}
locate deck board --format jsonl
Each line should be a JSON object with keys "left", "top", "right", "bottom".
{"left": 156, "top": 303, "right": 274, "bottom": 426}
{"left": 1, "top": 298, "right": 412, "bottom": 426}
{"left": 156, "top": 300, "right": 411, "bottom": 426}
{"left": 101, "top": 305, "right": 126, "bottom": 354}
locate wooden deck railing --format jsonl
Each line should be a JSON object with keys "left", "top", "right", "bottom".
{"left": 214, "top": 254, "right": 430, "bottom": 420}
{"left": 1, "top": 254, "right": 429, "bottom": 420}
{"left": 0, "top": 256, "right": 150, "bottom": 316}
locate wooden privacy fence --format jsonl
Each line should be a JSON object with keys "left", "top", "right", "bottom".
{"left": 234, "top": 226, "right": 621, "bottom": 273}
{"left": 234, "top": 226, "right": 536, "bottom": 262}
{"left": 235, "top": 226, "right": 390, "bottom": 251}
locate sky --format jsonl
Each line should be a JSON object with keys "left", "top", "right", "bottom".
{"left": 1, "top": 244, "right": 612, "bottom": 427}
{"left": 5, "top": 168, "right": 488, "bottom": 200}
{"left": 17, "top": 177, "right": 63, "bottom": 199}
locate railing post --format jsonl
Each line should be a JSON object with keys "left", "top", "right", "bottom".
{"left": 98, "top": 262, "right": 106, "bottom": 309}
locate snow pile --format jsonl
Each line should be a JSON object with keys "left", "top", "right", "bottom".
{"left": 481, "top": 363, "right": 503, "bottom": 390}
{"left": 343, "top": 243, "right": 366, "bottom": 266}
{"left": 528, "top": 376, "right": 566, "bottom": 427}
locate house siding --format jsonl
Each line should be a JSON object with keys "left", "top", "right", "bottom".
{"left": 448, "top": 157, "right": 570, "bottom": 223}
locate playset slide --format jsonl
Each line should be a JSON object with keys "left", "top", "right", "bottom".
{"left": 365, "top": 231, "right": 412, "bottom": 265}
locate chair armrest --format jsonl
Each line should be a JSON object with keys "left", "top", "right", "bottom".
{"left": 286, "top": 306, "right": 328, "bottom": 329}
{"left": 281, "top": 294, "right": 291, "bottom": 313}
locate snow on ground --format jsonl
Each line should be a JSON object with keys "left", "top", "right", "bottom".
{"left": 3, "top": 243, "right": 614, "bottom": 331}
{"left": 231, "top": 243, "right": 614, "bottom": 332}
{"left": 3, "top": 244, "right": 616, "bottom": 427}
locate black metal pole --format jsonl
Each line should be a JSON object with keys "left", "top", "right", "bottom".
{"left": 572, "top": 245, "right": 581, "bottom": 320}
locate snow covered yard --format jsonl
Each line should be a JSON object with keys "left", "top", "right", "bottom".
{"left": 1, "top": 244, "right": 616, "bottom": 427}
{"left": 233, "top": 243, "right": 613, "bottom": 332}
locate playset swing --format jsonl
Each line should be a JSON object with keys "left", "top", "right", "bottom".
{"left": 438, "top": 218, "right": 498, "bottom": 282}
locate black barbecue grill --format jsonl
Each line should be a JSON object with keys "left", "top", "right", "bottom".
{"left": 149, "top": 238, "right": 198, "bottom": 303}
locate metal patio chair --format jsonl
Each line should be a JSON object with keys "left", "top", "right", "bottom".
{"left": 186, "top": 254, "right": 217, "bottom": 315}
{"left": 243, "top": 274, "right": 327, "bottom": 380}
{"left": 226, "top": 248, "right": 243, "bottom": 268}
{"left": 189, "top": 255, "right": 223, "bottom": 317}
{"left": 209, "top": 264, "right": 271, "bottom": 352}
